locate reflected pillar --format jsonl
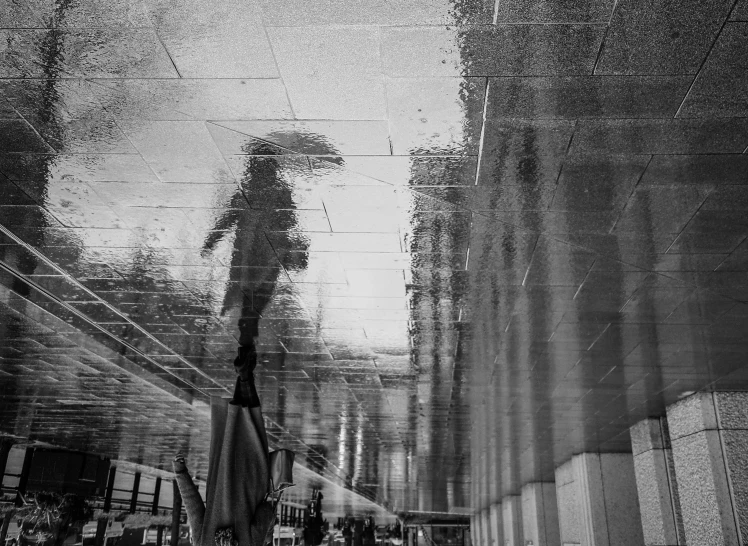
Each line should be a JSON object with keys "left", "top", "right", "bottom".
{"left": 103, "top": 467, "right": 116, "bottom": 512}
{"left": 474, "top": 513, "right": 483, "bottom": 546}
{"left": 0, "top": 510, "right": 15, "bottom": 546}
{"left": 555, "top": 453, "right": 644, "bottom": 546}
{"left": 94, "top": 519, "right": 107, "bottom": 546}
{"left": 481, "top": 507, "right": 491, "bottom": 546}
{"left": 489, "top": 503, "right": 503, "bottom": 546}
{"left": 171, "top": 479, "right": 182, "bottom": 546}
{"left": 0, "top": 436, "right": 13, "bottom": 543}
{"left": 152, "top": 477, "right": 162, "bottom": 515}
{"left": 0, "top": 439, "right": 13, "bottom": 479}
{"left": 666, "top": 392, "right": 748, "bottom": 545}
{"left": 502, "top": 496, "right": 523, "bottom": 546}
{"left": 521, "top": 482, "right": 560, "bottom": 546}
{"left": 471, "top": 515, "right": 478, "bottom": 546}
{"left": 130, "top": 472, "right": 141, "bottom": 513}
{"left": 630, "top": 418, "right": 684, "bottom": 546}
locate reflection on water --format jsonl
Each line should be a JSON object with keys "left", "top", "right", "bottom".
{"left": 2, "top": 0, "right": 741, "bottom": 526}
{"left": 1, "top": 0, "right": 486, "bottom": 520}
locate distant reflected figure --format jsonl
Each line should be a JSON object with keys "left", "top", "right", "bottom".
{"left": 173, "top": 345, "right": 294, "bottom": 546}
{"left": 341, "top": 519, "right": 353, "bottom": 546}
{"left": 385, "top": 522, "right": 402, "bottom": 546}
{"left": 303, "top": 490, "right": 325, "bottom": 546}
{"left": 362, "top": 518, "right": 375, "bottom": 546}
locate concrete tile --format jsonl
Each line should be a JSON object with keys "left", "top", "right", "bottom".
{"left": 267, "top": 27, "right": 386, "bottom": 120}
{"left": 670, "top": 430, "right": 734, "bottom": 545}
{"left": 0, "top": 93, "right": 18, "bottom": 119}
{"left": 316, "top": 156, "right": 478, "bottom": 186}
{"left": 497, "top": 0, "right": 615, "bottom": 22}
{"left": 0, "top": 153, "right": 160, "bottom": 182}
{"left": 0, "top": 119, "right": 55, "bottom": 153}
{"left": 487, "top": 76, "right": 691, "bottom": 119}
{"left": 720, "top": 428, "right": 748, "bottom": 536}
{"left": 630, "top": 418, "right": 666, "bottom": 455}
{"left": 652, "top": 253, "right": 729, "bottom": 272}
{"left": 0, "top": 0, "right": 41, "bottom": 28}
{"left": 0, "top": 29, "right": 180, "bottom": 78}
{"left": 678, "top": 23, "right": 748, "bottom": 118}
{"left": 0, "top": 205, "right": 65, "bottom": 227}
{"left": 613, "top": 186, "right": 712, "bottom": 233}
{"left": 148, "top": 0, "right": 278, "bottom": 78}
{"left": 495, "top": 211, "right": 616, "bottom": 234}
{"left": 23, "top": 0, "right": 152, "bottom": 28}
{"left": 98, "top": 79, "right": 293, "bottom": 121}
{"left": 668, "top": 231, "right": 746, "bottom": 254}
{"left": 599, "top": 454, "right": 645, "bottom": 546}
{"left": 702, "top": 187, "right": 748, "bottom": 210}
{"left": 259, "top": 0, "right": 493, "bottom": 25}
{"left": 571, "top": 119, "right": 748, "bottom": 154}
{"left": 386, "top": 77, "right": 485, "bottom": 155}
{"left": 680, "top": 210, "right": 748, "bottom": 235}
{"left": 382, "top": 25, "right": 605, "bottom": 77}
{"left": 36, "top": 117, "right": 137, "bottom": 154}
{"left": 667, "top": 393, "right": 719, "bottom": 439}
{"left": 119, "top": 120, "right": 232, "bottom": 183}
{"left": 305, "top": 159, "right": 390, "bottom": 186}
{"left": 478, "top": 119, "right": 575, "bottom": 186}
{"left": 595, "top": 0, "right": 734, "bottom": 74}
{"left": 416, "top": 184, "right": 557, "bottom": 211}
{"left": 3, "top": 79, "right": 106, "bottom": 120}
{"left": 641, "top": 154, "right": 748, "bottom": 185}
{"left": 551, "top": 154, "right": 649, "bottom": 211}
{"left": 0, "top": 180, "right": 37, "bottom": 205}
{"left": 732, "top": 1, "right": 748, "bottom": 20}
{"left": 209, "top": 120, "right": 392, "bottom": 155}
{"left": 714, "top": 392, "right": 748, "bottom": 429}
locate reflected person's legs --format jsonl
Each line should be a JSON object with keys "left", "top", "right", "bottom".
{"left": 230, "top": 345, "right": 260, "bottom": 408}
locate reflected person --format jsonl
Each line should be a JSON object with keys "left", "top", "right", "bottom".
{"left": 202, "top": 142, "right": 312, "bottom": 350}
{"left": 172, "top": 344, "right": 294, "bottom": 546}
{"left": 303, "top": 491, "right": 325, "bottom": 546}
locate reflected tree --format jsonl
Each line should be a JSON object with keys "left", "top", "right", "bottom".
{"left": 16, "top": 492, "right": 92, "bottom": 546}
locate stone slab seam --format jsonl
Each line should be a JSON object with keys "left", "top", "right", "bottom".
{"left": 596, "top": 455, "right": 613, "bottom": 546}
{"left": 660, "top": 418, "right": 684, "bottom": 545}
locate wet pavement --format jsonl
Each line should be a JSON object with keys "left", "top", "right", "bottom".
{"left": 1, "top": 0, "right": 748, "bottom": 520}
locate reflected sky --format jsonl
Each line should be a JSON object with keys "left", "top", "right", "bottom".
{"left": 2, "top": 0, "right": 748, "bottom": 522}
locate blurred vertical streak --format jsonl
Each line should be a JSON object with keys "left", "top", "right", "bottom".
{"left": 171, "top": 479, "right": 182, "bottom": 546}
